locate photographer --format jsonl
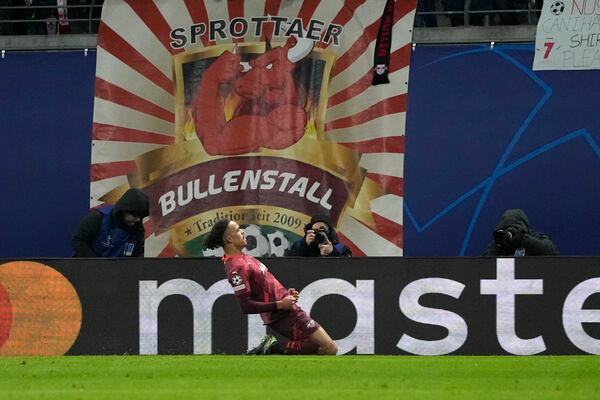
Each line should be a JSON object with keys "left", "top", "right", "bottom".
{"left": 71, "top": 188, "right": 149, "bottom": 257}
{"left": 287, "top": 214, "right": 352, "bottom": 257}
{"left": 482, "top": 209, "right": 559, "bottom": 256}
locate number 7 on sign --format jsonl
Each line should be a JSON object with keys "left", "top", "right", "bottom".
{"left": 543, "top": 42, "right": 555, "bottom": 59}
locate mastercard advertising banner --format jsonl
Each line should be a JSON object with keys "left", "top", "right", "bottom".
{"left": 0, "top": 262, "right": 82, "bottom": 356}
{"left": 1, "top": 258, "right": 599, "bottom": 356}
{"left": 91, "top": 0, "right": 415, "bottom": 257}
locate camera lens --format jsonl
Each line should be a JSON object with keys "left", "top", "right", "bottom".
{"left": 314, "top": 231, "right": 327, "bottom": 245}
{"left": 493, "top": 229, "right": 512, "bottom": 248}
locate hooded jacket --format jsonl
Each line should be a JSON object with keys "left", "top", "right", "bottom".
{"left": 287, "top": 215, "right": 352, "bottom": 257}
{"left": 482, "top": 209, "right": 558, "bottom": 256}
{"left": 71, "top": 188, "right": 150, "bottom": 257}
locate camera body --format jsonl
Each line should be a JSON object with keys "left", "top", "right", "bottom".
{"left": 305, "top": 223, "right": 330, "bottom": 246}
{"left": 493, "top": 226, "right": 521, "bottom": 248}
{"left": 313, "top": 230, "right": 329, "bottom": 245}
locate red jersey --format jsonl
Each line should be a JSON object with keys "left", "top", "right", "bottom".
{"left": 223, "top": 254, "right": 293, "bottom": 324}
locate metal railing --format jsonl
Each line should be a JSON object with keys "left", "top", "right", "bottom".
{"left": 415, "top": 0, "right": 542, "bottom": 27}
{"left": 0, "top": 1, "right": 103, "bottom": 35}
{"left": 0, "top": 1, "right": 542, "bottom": 35}
{"left": 0, "top": 1, "right": 540, "bottom": 50}
{"left": 416, "top": 9, "right": 542, "bottom": 26}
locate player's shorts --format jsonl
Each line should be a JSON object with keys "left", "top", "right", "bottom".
{"left": 269, "top": 308, "right": 321, "bottom": 341}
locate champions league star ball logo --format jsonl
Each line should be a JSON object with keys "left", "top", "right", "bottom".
{"left": 231, "top": 274, "right": 243, "bottom": 286}
{"left": 550, "top": 0, "right": 565, "bottom": 15}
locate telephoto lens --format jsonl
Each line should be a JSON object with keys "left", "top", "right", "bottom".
{"left": 493, "top": 229, "right": 512, "bottom": 248}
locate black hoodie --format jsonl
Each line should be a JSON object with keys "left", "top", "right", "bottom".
{"left": 286, "top": 215, "right": 352, "bottom": 257}
{"left": 482, "top": 209, "right": 559, "bottom": 256}
{"left": 71, "top": 188, "right": 149, "bottom": 257}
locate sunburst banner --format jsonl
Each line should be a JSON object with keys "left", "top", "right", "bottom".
{"left": 92, "top": 0, "right": 415, "bottom": 257}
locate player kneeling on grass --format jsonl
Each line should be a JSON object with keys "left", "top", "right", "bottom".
{"left": 205, "top": 219, "right": 338, "bottom": 356}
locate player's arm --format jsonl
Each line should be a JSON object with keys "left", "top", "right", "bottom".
{"left": 228, "top": 267, "right": 295, "bottom": 313}
{"left": 236, "top": 295, "right": 295, "bottom": 314}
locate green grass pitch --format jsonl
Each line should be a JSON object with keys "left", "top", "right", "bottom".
{"left": 1, "top": 355, "right": 599, "bottom": 399}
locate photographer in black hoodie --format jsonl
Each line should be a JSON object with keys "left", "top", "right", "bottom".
{"left": 287, "top": 214, "right": 352, "bottom": 257}
{"left": 71, "top": 188, "right": 149, "bottom": 257}
{"left": 482, "top": 209, "right": 559, "bottom": 256}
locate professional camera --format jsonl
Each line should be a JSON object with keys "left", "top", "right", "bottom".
{"left": 304, "top": 222, "right": 330, "bottom": 246}
{"left": 493, "top": 226, "right": 520, "bottom": 248}
{"left": 313, "top": 230, "right": 329, "bottom": 245}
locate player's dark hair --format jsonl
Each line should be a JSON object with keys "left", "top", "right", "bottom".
{"left": 204, "top": 219, "right": 231, "bottom": 249}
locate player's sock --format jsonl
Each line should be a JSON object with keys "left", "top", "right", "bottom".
{"left": 284, "top": 340, "right": 319, "bottom": 355}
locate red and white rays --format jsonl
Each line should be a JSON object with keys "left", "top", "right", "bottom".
{"left": 92, "top": 0, "right": 415, "bottom": 257}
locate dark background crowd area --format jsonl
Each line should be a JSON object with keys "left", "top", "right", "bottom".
{"left": 0, "top": 0, "right": 541, "bottom": 36}
{"left": 416, "top": 0, "right": 542, "bottom": 27}
{"left": 0, "top": 0, "right": 103, "bottom": 35}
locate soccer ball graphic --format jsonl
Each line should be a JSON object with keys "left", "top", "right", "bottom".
{"left": 550, "top": 0, "right": 565, "bottom": 15}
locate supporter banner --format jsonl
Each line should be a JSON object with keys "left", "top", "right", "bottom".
{"left": 91, "top": 0, "right": 415, "bottom": 257}
{"left": 533, "top": 0, "right": 600, "bottom": 70}
{"left": 1, "top": 258, "right": 599, "bottom": 355}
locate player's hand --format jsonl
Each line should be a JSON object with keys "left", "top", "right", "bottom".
{"left": 288, "top": 288, "right": 299, "bottom": 301}
{"left": 276, "top": 295, "right": 296, "bottom": 310}
{"left": 305, "top": 230, "right": 315, "bottom": 245}
{"left": 319, "top": 239, "right": 333, "bottom": 256}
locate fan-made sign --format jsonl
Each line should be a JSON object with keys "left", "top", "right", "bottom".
{"left": 92, "top": 1, "right": 415, "bottom": 256}
{"left": 533, "top": 0, "right": 600, "bottom": 70}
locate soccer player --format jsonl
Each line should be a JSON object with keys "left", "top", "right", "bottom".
{"left": 204, "top": 219, "right": 338, "bottom": 355}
